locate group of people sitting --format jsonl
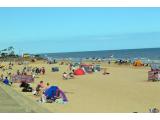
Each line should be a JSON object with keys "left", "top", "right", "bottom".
{"left": 16, "top": 67, "right": 46, "bottom": 79}
{"left": 31, "top": 81, "right": 68, "bottom": 103}
{"left": 19, "top": 80, "right": 68, "bottom": 104}
{"left": 40, "top": 85, "right": 68, "bottom": 104}
{"left": 32, "top": 67, "right": 46, "bottom": 75}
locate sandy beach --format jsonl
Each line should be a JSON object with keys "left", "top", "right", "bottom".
{"left": 1, "top": 60, "right": 160, "bottom": 113}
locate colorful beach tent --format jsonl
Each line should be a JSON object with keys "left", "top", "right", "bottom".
{"left": 133, "top": 60, "right": 144, "bottom": 66}
{"left": 44, "top": 86, "right": 68, "bottom": 102}
{"left": 45, "top": 86, "right": 59, "bottom": 99}
{"left": 80, "top": 64, "right": 93, "bottom": 73}
{"left": 74, "top": 68, "right": 85, "bottom": 75}
{"left": 95, "top": 65, "right": 101, "bottom": 71}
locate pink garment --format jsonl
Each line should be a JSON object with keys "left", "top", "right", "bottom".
{"left": 39, "top": 83, "right": 46, "bottom": 88}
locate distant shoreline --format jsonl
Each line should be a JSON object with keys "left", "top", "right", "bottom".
{"left": 39, "top": 47, "right": 160, "bottom": 61}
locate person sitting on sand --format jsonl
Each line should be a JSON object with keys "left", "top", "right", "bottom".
{"left": 38, "top": 81, "right": 46, "bottom": 88}
{"left": 68, "top": 72, "right": 74, "bottom": 79}
{"left": 71, "top": 66, "right": 76, "bottom": 73}
{"left": 63, "top": 72, "right": 68, "bottom": 80}
{"left": 35, "top": 68, "right": 39, "bottom": 75}
{"left": 3, "top": 77, "right": 12, "bottom": 86}
{"left": 33, "top": 81, "right": 46, "bottom": 96}
{"left": 149, "top": 108, "right": 159, "bottom": 113}
{"left": 34, "top": 84, "right": 42, "bottom": 96}
{"left": 20, "top": 81, "right": 33, "bottom": 92}
{"left": 44, "top": 83, "right": 50, "bottom": 92}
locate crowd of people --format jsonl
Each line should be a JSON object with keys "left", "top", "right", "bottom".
{"left": 16, "top": 66, "right": 46, "bottom": 79}
{"left": 0, "top": 62, "right": 14, "bottom": 85}
{"left": 0, "top": 61, "right": 73, "bottom": 106}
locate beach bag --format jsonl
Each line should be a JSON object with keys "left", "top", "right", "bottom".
{"left": 52, "top": 67, "right": 59, "bottom": 72}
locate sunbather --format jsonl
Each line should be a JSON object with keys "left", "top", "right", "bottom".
{"left": 63, "top": 72, "right": 69, "bottom": 79}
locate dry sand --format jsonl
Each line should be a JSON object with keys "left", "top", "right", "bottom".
{"left": 1, "top": 61, "right": 160, "bottom": 113}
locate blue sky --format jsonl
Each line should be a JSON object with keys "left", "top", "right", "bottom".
{"left": 0, "top": 8, "right": 160, "bottom": 54}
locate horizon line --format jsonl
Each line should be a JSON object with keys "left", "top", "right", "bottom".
{"left": 37, "top": 47, "right": 160, "bottom": 55}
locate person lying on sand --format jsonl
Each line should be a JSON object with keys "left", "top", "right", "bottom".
{"left": 63, "top": 72, "right": 69, "bottom": 79}
{"left": 63, "top": 72, "right": 75, "bottom": 80}
{"left": 102, "top": 68, "right": 110, "bottom": 75}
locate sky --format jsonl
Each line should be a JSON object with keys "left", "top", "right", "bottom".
{"left": 0, "top": 8, "right": 160, "bottom": 54}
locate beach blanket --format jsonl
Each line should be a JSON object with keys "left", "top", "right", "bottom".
{"left": 12, "top": 75, "right": 34, "bottom": 83}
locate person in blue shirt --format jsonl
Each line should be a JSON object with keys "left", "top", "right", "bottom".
{"left": 3, "top": 77, "right": 12, "bottom": 86}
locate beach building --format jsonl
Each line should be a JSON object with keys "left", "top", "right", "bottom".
{"left": 23, "top": 53, "right": 30, "bottom": 58}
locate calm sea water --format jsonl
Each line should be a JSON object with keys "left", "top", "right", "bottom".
{"left": 40, "top": 48, "right": 160, "bottom": 62}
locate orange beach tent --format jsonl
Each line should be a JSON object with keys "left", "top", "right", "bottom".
{"left": 133, "top": 60, "right": 144, "bottom": 66}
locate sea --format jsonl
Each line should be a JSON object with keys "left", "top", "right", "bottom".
{"left": 40, "top": 48, "right": 160, "bottom": 64}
